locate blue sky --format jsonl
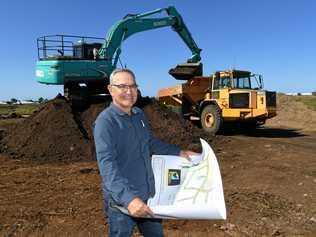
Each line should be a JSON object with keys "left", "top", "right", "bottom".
{"left": 0, "top": 0, "right": 315, "bottom": 101}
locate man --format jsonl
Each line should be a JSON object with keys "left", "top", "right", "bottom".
{"left": 93, "top": 68, "right": 198, "bottom": 236}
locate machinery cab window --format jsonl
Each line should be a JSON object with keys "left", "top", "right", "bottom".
{"left": 212, "top": 76, "right": 232, "bottom": 90}
{"left": 232, "top": 74, "right": 263, "bottom": 89}
{"left": 73, "top": 43, "right": 102, "bottom": 59}
{"left": 212, "top": 70, "right": 263, "bottom": 91}
{"left": 232, "top": 76, "right": 251, "bottom": 89}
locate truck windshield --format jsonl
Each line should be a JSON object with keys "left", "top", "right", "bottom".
{"left": 232, "top": 77, "right": 251, "bottom": 89}
{"left": 213, "top": 74, "right": 263, "bottom": 90}
{"left": 232, "top": 75, "right": 262, "bottom": 89}
{"left": 213, "top": 77, "right": 231, "bottom": 90}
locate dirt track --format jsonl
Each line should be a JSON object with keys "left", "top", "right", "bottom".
{"left": 0, "top": 96, "right": 315, "bottom": 236}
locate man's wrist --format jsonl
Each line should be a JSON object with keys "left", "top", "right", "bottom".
{"left": 122, "top": 194, "right": 138, "bottom": 209}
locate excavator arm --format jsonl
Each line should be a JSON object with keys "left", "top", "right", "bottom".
{"left": 98, "top": 6, "right": 202, "bottom": 79}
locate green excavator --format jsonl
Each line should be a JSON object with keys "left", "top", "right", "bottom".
{"left": 35, "top": 6, "right": 202, "bottom": 104}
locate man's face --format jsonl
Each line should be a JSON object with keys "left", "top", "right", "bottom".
{"left": 108, "top": 71, "right": 138, "bottom": 112}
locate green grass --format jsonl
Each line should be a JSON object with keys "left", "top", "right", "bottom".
{"left": 294, "top": 96, "right": 316, "bottom": 111}
{"left": 0, "top": 104, "right": 40, "bottom": 115}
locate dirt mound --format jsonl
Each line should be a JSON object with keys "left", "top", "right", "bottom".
{"left": 0, "top": 96, "right": 215, "bottom": 162}
{"left": 266, "top": 94, "right": 316, "bottom": 131}
{"left": 0, "top": 97, "right": 90, "bottom": 162}
{"left": 143, "top": 100, "right": 216, "bottom": 151}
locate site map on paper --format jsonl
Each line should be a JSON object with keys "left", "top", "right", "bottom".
{"left": 147, "top": 139, "right": 226, "bottom": 219}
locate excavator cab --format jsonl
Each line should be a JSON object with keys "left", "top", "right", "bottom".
{"left": 73, "top": 42, "right": 102, "bottom": 59}
{"left": 169, "top": 62, "right": 203, "bottom": 80}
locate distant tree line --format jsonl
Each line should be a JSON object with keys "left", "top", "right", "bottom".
{"left": 5, "top": 97, "right": 49, "bottom": 104}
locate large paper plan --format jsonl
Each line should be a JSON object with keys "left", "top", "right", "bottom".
{"left": 147, "top": 138, "right": 226, "bottom": 219}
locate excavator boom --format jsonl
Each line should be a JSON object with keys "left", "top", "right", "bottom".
{"left": 98, "top": 6, "right": 202, "bottom": 79}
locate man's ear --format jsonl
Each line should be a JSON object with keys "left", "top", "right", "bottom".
{"left": 107, "top": 84, "right": 112, "bottom": 94}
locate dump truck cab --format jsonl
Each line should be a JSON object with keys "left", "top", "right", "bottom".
{"left": 157, "top": 69, "right": 277, "bottom": 134}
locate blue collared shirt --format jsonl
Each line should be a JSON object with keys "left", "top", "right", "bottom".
{"left": 93, "top": 103, "right": 181, "bottom": 208}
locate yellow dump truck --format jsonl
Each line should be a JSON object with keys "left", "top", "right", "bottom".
{"left": 157, "top": 69, "right": 277, "bottom": 134}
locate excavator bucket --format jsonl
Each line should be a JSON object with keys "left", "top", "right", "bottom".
{"left": 169, "top": 62, "right": 203, "bottom": 80}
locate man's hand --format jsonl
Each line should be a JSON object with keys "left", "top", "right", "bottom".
{"left": 179, "top": 150, "right": 200, "bottom": 160}
{"left": 127, "top": 197, "right": 154, "bottom": 218}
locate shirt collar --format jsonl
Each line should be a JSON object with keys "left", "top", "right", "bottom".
{"left": 110, "top": 103, "right": 139, "bottom": 116}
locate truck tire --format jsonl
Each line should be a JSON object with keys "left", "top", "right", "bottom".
{"left": 201, "top": 105, "right": 222, "bottom": 134}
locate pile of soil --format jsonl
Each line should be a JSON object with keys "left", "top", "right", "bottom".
{"left": 0, "top": 96, "right": 218, "bottom": 163}
{"left": 266, "top": 94, "right": 316, "bottom": 131}
{"left": 0, "top": 96, "right": 90, "bottom": 162}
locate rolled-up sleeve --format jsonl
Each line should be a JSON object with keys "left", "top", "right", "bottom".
{"left": 93, "top": 117, "right": 137, "bottom": 208}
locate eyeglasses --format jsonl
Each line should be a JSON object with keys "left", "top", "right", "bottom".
{"left": 111, "top": 83, "right": 138, "bottom": 91}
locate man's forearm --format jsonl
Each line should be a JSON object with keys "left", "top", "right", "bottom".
{"left": 97, "top": 156, "right": 138, "bottom": 208}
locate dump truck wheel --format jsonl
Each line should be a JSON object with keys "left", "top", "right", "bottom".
{"left": 201, "top": 105, "right": 222, "bottom": 134}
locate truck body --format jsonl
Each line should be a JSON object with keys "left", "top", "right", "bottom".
{"left": 158, "top": 69, "right": 277, "bottom": 133}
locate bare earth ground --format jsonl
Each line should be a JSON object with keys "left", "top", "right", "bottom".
{"left": 0, "top": 95, "right": 315, "bottom": 237}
